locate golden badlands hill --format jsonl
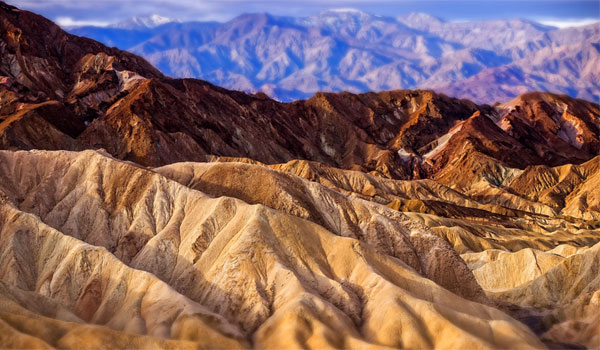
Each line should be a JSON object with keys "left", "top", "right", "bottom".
{"left": 156, "top": 156, "right": 600, "bottom": 348}
{"left": 0, "top": 149, "right": 597, "bottom": 349}
{"left": 0, "top": 2, "right": 599, "bottom": 349}
{"left": 0, "top": 149, "right": 546, "bottom": 349}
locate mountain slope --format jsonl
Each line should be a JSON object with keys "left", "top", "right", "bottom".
{"left": 0, "top": 1, "right": 162, "bottom": 146}
{"left": 432, "top": 34, "right": 600, "bottom": 103}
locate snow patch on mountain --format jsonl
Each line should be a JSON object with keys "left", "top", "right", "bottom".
{"left": 114, "top": 14, "right": 179, "bottom": 29}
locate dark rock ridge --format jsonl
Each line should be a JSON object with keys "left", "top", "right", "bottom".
{"left": 0, "top": 2, "right": 598, "bottom": 180}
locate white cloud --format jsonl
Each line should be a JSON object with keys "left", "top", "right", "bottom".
{"left": 537, "top": 18, "right": 599, "bottom": 28}
{"left": 55, "top": 17, "right": 111, "bottom": 28}
{"left": 327, "top": 8, "right": 363, "bottom": 13}
{"left": 8, "top": 0, "right": 600, "bottom": 29}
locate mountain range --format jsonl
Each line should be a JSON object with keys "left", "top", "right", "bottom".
{"left": 0, "top": 2, "right": 599, "bottom": 349}
{"left": 68, "top": 10, "right": 600, "bottom": 103}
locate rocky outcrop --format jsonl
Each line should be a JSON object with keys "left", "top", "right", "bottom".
{"left": 496, "top": 92, "right": 600, "bottom": 165}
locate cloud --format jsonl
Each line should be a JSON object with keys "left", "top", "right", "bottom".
{"left": 6, "top": 0, "right": 600, "bottom": 28}
{"left": 537, "top": 18, "right": 599, "bottom": 28}
{"left": 55, "top": 17, "right": 111, "bottom": 28}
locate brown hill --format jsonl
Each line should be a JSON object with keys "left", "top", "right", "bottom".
{"left": 0, "top": 2, "right": 598, "bottom": 179}
{"left": 0, "top": 1, "right": 161, "bottom": 138}
{"left": 497, "top": 92, "right": 600, "bottom": 165}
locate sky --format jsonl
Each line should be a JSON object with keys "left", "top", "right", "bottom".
{"left": 6, "top": 0, "right": 600, "bottom": 28}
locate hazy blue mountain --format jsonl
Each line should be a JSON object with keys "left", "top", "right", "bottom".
{"left": 431, "top": 27, "right": 600, "bottom": 103}
{"left": 70, "top": 26, "right": 157, "bottom": 48}
{"left": 68, "top": 11, "right": 599, "bottom": 103}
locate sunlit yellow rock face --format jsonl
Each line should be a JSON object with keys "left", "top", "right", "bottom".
{"left": 155, "top": 156, "right": 600, "bottom": 349}
{"left": 0, "top": 150, "right": 550, "bottom": 350}
{"left": 0, "top": 148, "right": 598, "bottom": 349}
{"left": 462, "top": 244, "right": 600, "bottom": 349}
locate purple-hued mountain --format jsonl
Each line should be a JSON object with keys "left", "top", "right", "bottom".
{"left": 69, "top": 10, "right": 599, "bottom": 103}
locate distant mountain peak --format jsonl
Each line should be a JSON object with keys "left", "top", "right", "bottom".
{"left": 113, "top": 14, "right": 179, "bottom": 29}
{"left": 396, "top": 12, "right": 446, "bottom": 29}
{"left": 403, "top": 12, "right": 445, "bottom": 21}
{"left": 303, "top": 8, "right": 391, "bottom": 28}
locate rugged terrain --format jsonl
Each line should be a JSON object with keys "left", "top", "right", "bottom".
{"left": 70, "top": 10, "right": 600, "bottom": 103}
{"left": 0, "top": 2, "right": 599, "bottom": 349}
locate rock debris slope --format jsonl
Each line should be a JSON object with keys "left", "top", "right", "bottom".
{"left": 0, "top": 150, "right": 545, "bottom": 349}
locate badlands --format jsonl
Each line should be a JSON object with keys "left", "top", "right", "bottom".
{"left": 0, "top": 2, "right": 598, "bottom": 349}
